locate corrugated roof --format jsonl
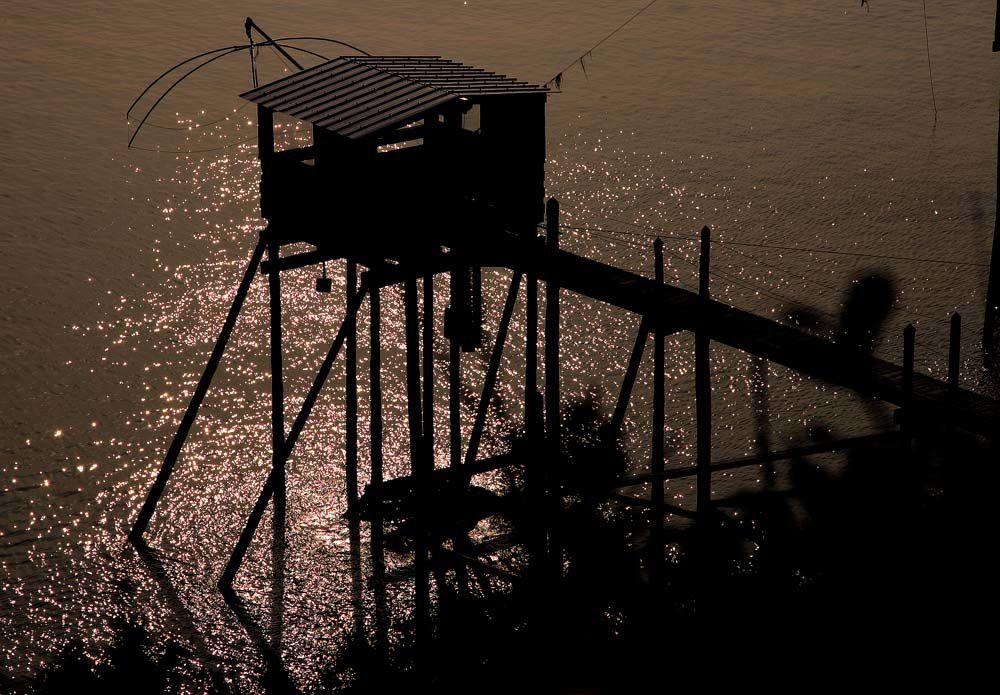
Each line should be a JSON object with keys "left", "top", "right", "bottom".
{"left": 241, "top": 56, "right": 547, "bottom": 140}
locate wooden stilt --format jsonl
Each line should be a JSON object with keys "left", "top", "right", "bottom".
{"left": 423, "top": 272, "right": 435, "bottom": 473}
{"left": 525, "top": 241, "right": 540, "bottom": 439}
{"left": 346, "top": 261, "right": 359, "bottom": 507}
{"left": 267, "top": 239, "right": 288, "bottom": 627}
{"left": 368, "top": 282, "right": 388, "bottom": 663}
{"left": 404, "top": 277, "right": 424, "bottom": 475}
{"left": 544, "top": 198, "right": 561, "bottom": 580}
{"left": 611, "top": 317, "right": 650, "bottom": 436}
{"left": 545, "top": 198, "right": 561, "bottom": 453}
{"left": 696, "top": 226, "right": 712, "bottom": 521}
{"left": 449, "top": 268, "right": 462, "bottom": 469}
{"left": 405, "top": 276, "right": 430, "bottom": 673}
{"left": 903, "top": 324, "right": 915, "bottom": 441}
{"left": 369, "top": 282, "right": 384, "bottom": 492}
{"left": 465, "top": 270, "right": 523, "bottom": 466}
{"left": 130, "top": 237, "right": 266, "bottom": 543}
{"left": 949, "top": 312, "right": 961, "bottom": 391}
{"left": 651, "top": 238, "right": 665, "bottom": 576}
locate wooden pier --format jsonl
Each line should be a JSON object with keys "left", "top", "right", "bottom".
{"left": 128, "top": 51, "right": 1000, "bottom": 601}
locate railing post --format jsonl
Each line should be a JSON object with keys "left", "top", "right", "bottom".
{"left": 651, "top": 238, "right": 665, "bottom": 578}
{"left": 902, "top": 323, "right": 916, "bottom": 441}
{"left": 948, "top": 312, "right": 961, "bottom": 392}
{"left": 696, "top": 226, "right": 712, "bottom": 522}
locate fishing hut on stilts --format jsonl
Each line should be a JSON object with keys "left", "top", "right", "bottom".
{"left": 130, "top": 40, "right": 1000, "bottom": 608}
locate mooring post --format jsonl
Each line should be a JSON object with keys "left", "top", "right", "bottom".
{"left": 949, "top": 312, "right": 962, "bottom": 391}
{"left": 696, "top": 226, "right": 712, "bottom": 521}
{"left": 423, "top": 272, "right": 435, "bottom": 474}
{"left": 346, "top": 261, "right": 359, "bottom": 508}
{"left": 651, "top": 238, "right": 665, "bottom": 577}
{"left": 129, "top": 237, "right": 266, "bottom": 543}
{"left": 526, "top": 234, "right": 540, "bottom": 438}
{"left": 545, "top": 198, "right": 561, "bottom": 455}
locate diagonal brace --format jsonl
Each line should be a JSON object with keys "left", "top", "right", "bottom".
{"left": 130, "top": 237, "right": 267, "bottom": 544}
{"left": 610, "top": 316, "right": 651, "bottom": 435}
{"left": 464, "top": 270, "right": 523, "bottom": 467}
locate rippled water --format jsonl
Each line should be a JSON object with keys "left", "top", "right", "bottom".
{"left": 1, "top": 0, "right": 997, "bottom": 687}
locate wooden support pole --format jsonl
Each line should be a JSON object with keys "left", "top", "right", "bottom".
{"left": 949, "top": 312, "right": 961, "bottom": 391}
{"left": 405, "top": 277, "right": 429, "bottom": 672}
{"left": 423, "top": 273, "right": 435, "bottom": 473}
{"left": 902, "top": 324, "right": 915, "bottom": 438}
{"left": 696, "top": 226, "right": 712, "bottom": 520}
{"left": 346, "top": 261, "right": 359, "bottom": 507}
{"left": 526, "top": 245, "right": 540, "bottom": 436}
{"left": 219, "top": 280, "right": 368, "bottom": 589}
{"left": 611, "top": 317, "right": 650, "bottom": 435}
{"left": 266, "top": 238, "right": 288, "bottom": 607}
{"left": 544, "top": 198, "right": 561, "bottom": 580}
{"left": 545, "top": 198, "right": 561, "bottom": 454}
{"left": 984, "top": 70, "right": 1000, "bottom": 352}
{"left": 448, "top": 271, "right": 462, "bottom": 469}
{"left": 465, "top": 271, "right": 523, "bottom": 466}
{"left": 404, "top": 277, "right": 424, "bottom": 476}
{"left": 368, "top": 282, "right": 388, "bottom": 662}
{"left": 651, "top": 238, "right": 665, "bottom": 578}
{"left": 369, "top": 283, "right": 384, "bottom": 488}
{"left": 130, "top": 236, "right": 265, "bottom": 543}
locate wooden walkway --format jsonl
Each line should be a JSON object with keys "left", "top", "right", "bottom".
{"left": 474, "top": 231, "right": 1000, "bottom": 439}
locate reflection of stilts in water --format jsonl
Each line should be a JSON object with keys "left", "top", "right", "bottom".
{"left": 221, "top": 586, "right": 297, "bottom": 694}
{"left": 131, "top": 541, "right": 233, "bottom": 694}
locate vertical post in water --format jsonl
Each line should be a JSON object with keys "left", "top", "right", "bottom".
{"left": 404, "top": 274, "right": 429, "bottom": 653}
{"left": 526, "top": 233, "right": 540, "bottom": 437}
{"left": 986, "top": 8, "right": 1000, "bottom": 352}
{"left": 345, "top": 261, "right": 359, "bottom": 508}
{"left": 449, "top": 269, "right": 462, "bottom": 470}
{"left": 949, "top": 312, "right": 962, "bottom": 391}
{"left": 544, "top": 199, "right": 561, "bottom": 580}
{"left": 423, "top": 272, "right": 435, "bottom": 473}
{"left": 545, "top": 198, "right": 561, "bottom": 455}
{"left": 404, "top": 276, "right": 424, "bottom": 475}
{"left": 369, "top": 279, "right": 384, "bottom": 491}
{"left": 651, "top": 238, "right": 665, "bottom": 578}
{"left": 368, "top": 278, "right": 387, "bottom": 660}
{"left": 696, "top": 226, "right": 712, "bottom": 521}
{"left": 902, "top": 324, "right": 915, "bottom": 442}
{"left": 267, "top": 236, "right": 287, "bottom": 593}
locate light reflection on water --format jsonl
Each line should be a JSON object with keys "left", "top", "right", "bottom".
{"left": 0, "top": 115, "right": 901, "bottom": 688}
{"left": 2, "top": 0, "right": 998, "bottom": 687}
